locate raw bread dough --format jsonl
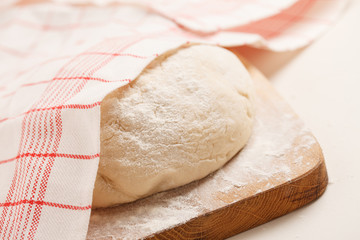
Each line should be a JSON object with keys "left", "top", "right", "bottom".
{"left": 93, "top": 45, "right": 254, "bottom": 208}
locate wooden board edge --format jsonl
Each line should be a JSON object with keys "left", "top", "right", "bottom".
{"left": 147, "top": 147, "right": 328, "bottom": 240}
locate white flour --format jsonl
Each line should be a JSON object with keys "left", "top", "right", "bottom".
{"left": 87, "top": 81, "right": 319, "bottom": 240}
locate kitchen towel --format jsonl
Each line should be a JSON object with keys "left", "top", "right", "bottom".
{"left": 0, "top": 0, "right": 347, "bottom": 239}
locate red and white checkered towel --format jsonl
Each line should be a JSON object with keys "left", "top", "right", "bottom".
{"left": 0, "top": 0, "right": 347, "bottom": 239}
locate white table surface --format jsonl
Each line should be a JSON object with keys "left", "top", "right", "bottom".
{"left": 230, "top": 1, "right": 360, "bottom": 239}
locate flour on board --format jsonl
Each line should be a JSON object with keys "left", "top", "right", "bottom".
{"left": 87, "top": 74, "right": 318, "bottom": 240}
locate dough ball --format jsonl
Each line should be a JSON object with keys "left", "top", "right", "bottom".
{"left": 93, "top": 45, "right": 254, "bottom": 208}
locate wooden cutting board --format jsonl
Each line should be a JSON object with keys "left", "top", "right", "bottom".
{"left": 86, "top": 52, "right": 328, "bottom": 240}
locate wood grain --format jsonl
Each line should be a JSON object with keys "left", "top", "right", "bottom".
{"left": 87, "top": 53, "right": 328, "bottom": 240}
{"left": 147, "top": 148, "right": 327, "bottom": 240}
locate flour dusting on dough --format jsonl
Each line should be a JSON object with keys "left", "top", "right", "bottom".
{"left": 87, "top": 55, "right": 318, "bottom": 240}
